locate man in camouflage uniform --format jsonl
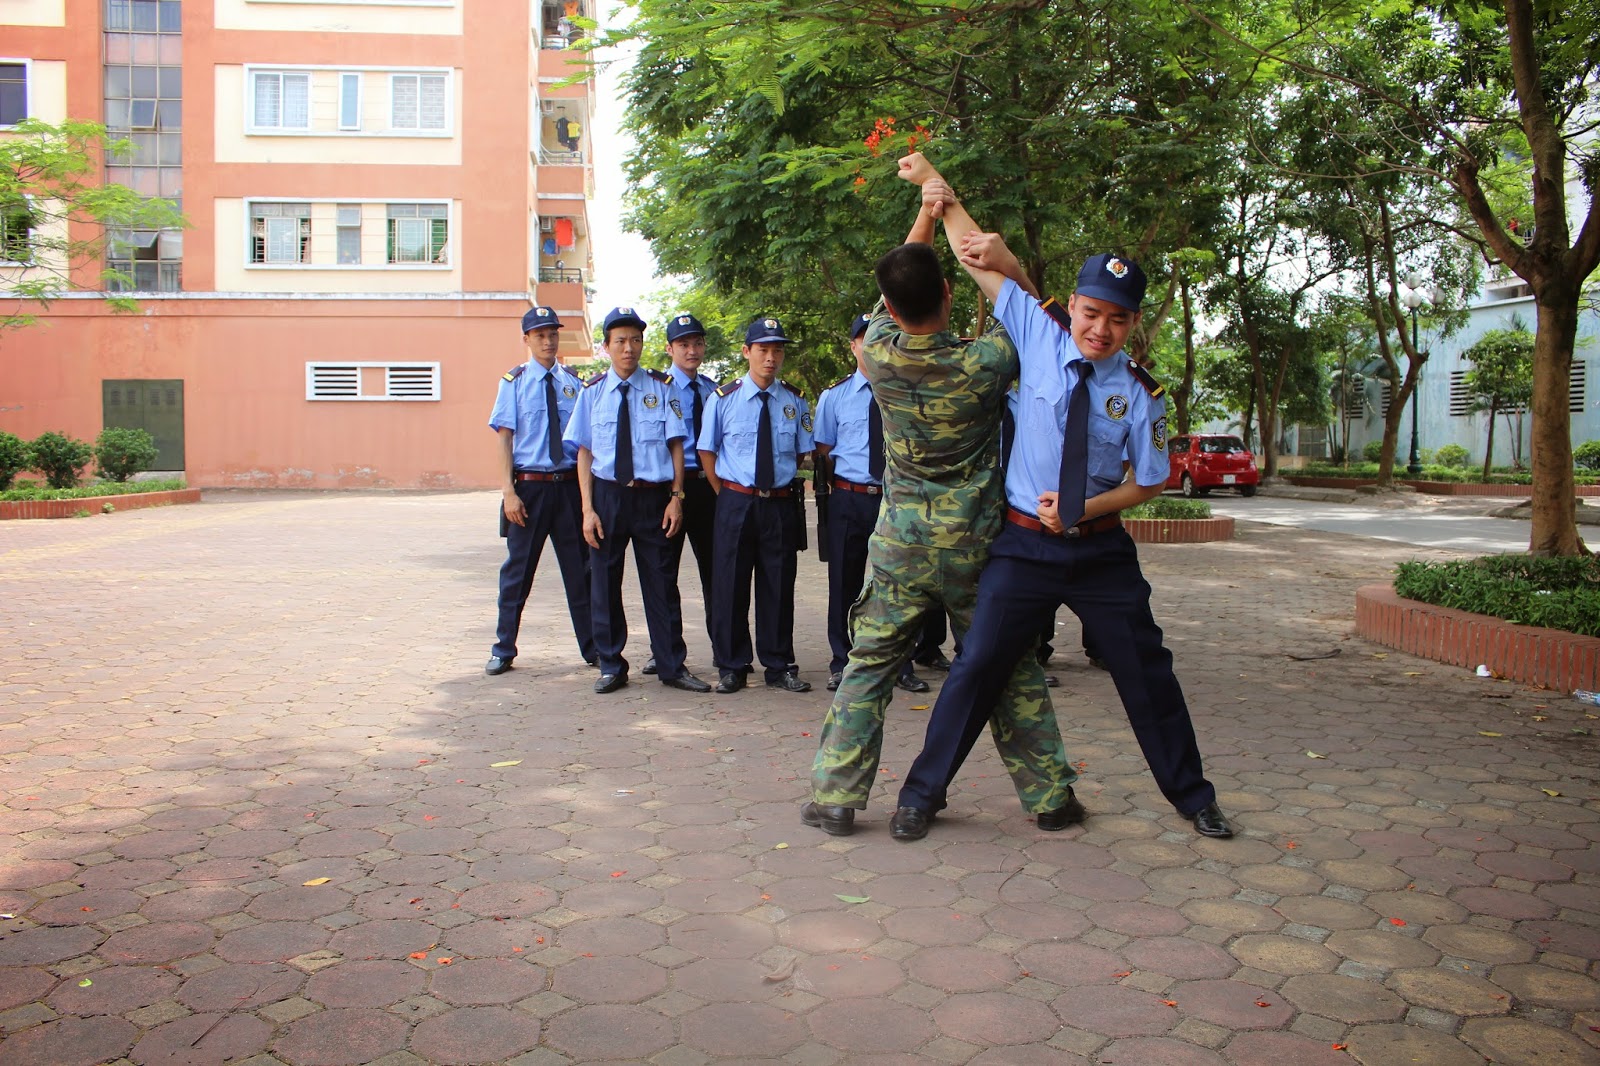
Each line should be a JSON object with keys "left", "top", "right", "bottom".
{"left": 802, "top": 184, "right": 1080, "bottom": 838}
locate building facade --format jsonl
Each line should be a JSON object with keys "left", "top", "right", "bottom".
{"left": 2, "top": 0, "right": 597, "bottom": 488}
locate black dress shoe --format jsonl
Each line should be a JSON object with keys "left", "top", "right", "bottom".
{"left": 714, "top": 671, "right": 746, "bottom": 694}
{"left": 661, "top": 671, "right": 710, "bottom": 693}
{"left": 890, "top": 806, "right": 932, "bottom": 842}
{"left": 1190, "top": 802, "right": 1234, "bottom": 838}
{"left": 826, "top": 672, "right": 843, "bottom": 691}
{"left": 1044, "top": 674, "right": 1060, "bottom": 688}
{"left": 1036, "top": 788, "right": 1086, "bottom": 831}
{"left": 916, "top": 652, "right": 952, "bottom": 671}
{"left": 583, "top": 654, "right": 599, "bottom": 669}
{"left": 800, "top": 801, "right": 855, "bottom": 837}
{"left": 766, "top": 672, "right": 812, "bottom": 693}
{"left": 896, "top": 672, "right": 930, "bottom": 693}
{"left": 1086, "top": 653, "right": 1109, "bottom": 671}
{"left": 485, "top": 656, "right": 513, "bottom": 676}
{"left": 594, "top": 671, "right": 629, "bottom": 694}
{"left": 642, "top": 656, "right": 658, "bottom": 676}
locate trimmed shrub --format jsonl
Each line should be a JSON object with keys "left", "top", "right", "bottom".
{"left": 1576, "top": 440, "right": 1600, "bottom": 472}
{"left": 1394, "top": 555, "right": 1600, "bottom": 638}
{"left": 29, "top": 431, "right": 94, "bottom": 489}
{"left": 0, "top": 430, "right": 27, "bottom": 491}
{"left": 94, "top": 426, "right": 159, "bottom": 482}
{"left": 1434, "top": 443, "right": 1470, "bottom": 469}
{"left": 0, "top": 476, "right": 186, "bottom": 502}
{"left": 1126, "top": 497, "right": 1212, "bottom": 520}
{"left": 1361, "top": 439, "right": 1385, "bottom": 462}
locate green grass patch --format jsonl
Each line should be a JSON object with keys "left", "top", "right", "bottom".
{"left": 1393, "top": 555, "right": 1600, "bottom": 638}
{"left": 1, "top": 477, "right": 188, "bottom": 502}
{"left": 1294, "top": 463, "right": 1597, "bottom": 486}
{"left": 1125, "top": 497, "right": 1212, "bottom": 520}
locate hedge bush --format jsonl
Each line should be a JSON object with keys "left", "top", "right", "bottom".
{"left": 0, "top": 431, "right": 27, "bottom": 491}
{"left": 94, "top": 426, "right": 159, "bottom": 482}
{"left": 0, "top": 477, "right": 187, "bottom": 502}
{"left": 1126, "top": 497, "right": 1212, "bottom": 520}
{"left": 1394, "top": 555, "right": 1600, "bottom": 638}
{"left": 29, "top": 431, "right": 94, "bottom": 489}
{"left": 1576, "top": 440, "right": 1600, "bottom": 471}
{"left": 1435, "top": 443, "right": 1470, "bottom": 469}
{"left": 1361, "top": 440, "right": 1385, "bottom": 462}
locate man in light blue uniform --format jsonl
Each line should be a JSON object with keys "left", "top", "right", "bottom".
{"left": 646, "top": 313, "right": 719, "bottom": 677}
{"left": 813, "top": 312, "right": 929, "bottom": 695}
{"left": 698, "top": 316, "right": 815, "bottom": 694}
{"left": 564, "top": 307, "right": 711, "bottom": 696}
{"left": 485, "top": 306, "right": 594, "bottom": 676}
{"left": 892, "top": 155, "right": 1232, "bottom": 841}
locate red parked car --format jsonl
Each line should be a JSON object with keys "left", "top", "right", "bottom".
{"left": 1167, "top": 434, "right": 1259, "bottom": 497}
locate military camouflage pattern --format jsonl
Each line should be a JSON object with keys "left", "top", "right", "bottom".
{"left": 860, "top": 302, "right": 1014, "bottom": 549}
{"left": 810, "top": 538, "right": 1075, "bottom": 811}
{"left": 810, "top": 301, "right": 1076, "bottom": 813}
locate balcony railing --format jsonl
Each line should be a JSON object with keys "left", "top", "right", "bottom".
{"left": 537, "top": 147, "right": 585, "bottom": 166}
{"left": 538, "top": 267, "right": 584, "bottom": 284}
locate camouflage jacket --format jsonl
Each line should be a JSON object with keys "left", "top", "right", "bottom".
{"left": 860, "top": 299, "right": 1017, "bottom": 549}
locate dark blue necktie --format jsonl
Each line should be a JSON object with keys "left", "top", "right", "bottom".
{"left": 544, "top": 373, "right": 562, "bottom": 466}
{"left": 691, "top": 378, "right": 704, "bottom": 440}
{"left": 615, "top": 381, "right": 633, "bottom": 484}
{"left": 755, "top": 390, "right": 774, "bottom": 490}
{"left": 1058, "top": 361, "right": 1092, "bottom": 527}
{"left": 867, "top": 387, "right": 885, "bottom": 483}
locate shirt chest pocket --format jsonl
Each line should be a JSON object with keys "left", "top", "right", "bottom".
{"left": 1088, "top": 417, "right": 1130, "bottom": 479}
{"left": 637, "top": 414, "right": 667, "bottom": 443}
{"left": 837, "top": 413, "right": 869, "bottom": 450}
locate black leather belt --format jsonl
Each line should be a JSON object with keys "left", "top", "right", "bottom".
{"left": 514, "top": 471, "right": 572, "bottom": 482}
{"left": 833, "top": 478, "right": 882, "bottom": 495}
{"left": 723, "top": 482, "right": 792, "bottom": 498}
{"left": 1006, "top": 507, "right": 1122, "bottom": 539}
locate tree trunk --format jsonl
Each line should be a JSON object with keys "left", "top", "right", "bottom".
{"left": 1528, "top": 293, "right": 1587, "bottom": 555}
{"left": 1176, "top": 273, "right": 1195, "bottom": 434}
{"left": 1481, "top": 399, "right": 1497, "bottom": 483}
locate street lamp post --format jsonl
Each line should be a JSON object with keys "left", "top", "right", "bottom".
{"left": 1400, "top": 273, "right": 1432, "bottom": 478}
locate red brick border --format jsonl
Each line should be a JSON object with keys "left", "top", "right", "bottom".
{"left": 1126, "top": 516, "right": 1234, "bottom": 544}
{"left": 0, "top": 488, "right": 202, "bottom": 520}
{"left": 1286, "top": 476, "right": 1599, "bottom": 497}
{"left": 1355, "top": 583, "right": 1600, "bottom": 692}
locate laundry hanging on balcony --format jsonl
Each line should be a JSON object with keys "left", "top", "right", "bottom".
{"left": 554, "top": 218, "right": 575, "bottom": 249}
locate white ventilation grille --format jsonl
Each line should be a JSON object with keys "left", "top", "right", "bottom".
{"left": 306, "top": 362, "right": 440, "bottom": 401}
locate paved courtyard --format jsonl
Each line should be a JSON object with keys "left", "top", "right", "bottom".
{"left": 0, "top": 490, "right": 1596, "bottom": 1066}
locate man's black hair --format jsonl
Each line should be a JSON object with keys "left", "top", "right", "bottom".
{"left": 874, "top": 242, "right": 946, "bottom": 325}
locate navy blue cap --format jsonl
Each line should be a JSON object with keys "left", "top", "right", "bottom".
{"left": 744, "top": 316, "right": 790, "bottom": 345}
{"left": 521, "top": 306, "right": 561, "bottom": 333}
{"left": 1075, "top": 253, "right": 1147, "bottom": 311}
{"left": 849, "top": 312, "right": 871, "bottom": 340}
{"left": 602, "top": 306, "right": 648, "bottom": 333}
{"left": 665, "top": 313, "right": 705, "bottom": 341}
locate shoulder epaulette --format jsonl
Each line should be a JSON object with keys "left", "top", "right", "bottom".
{"left": 779, "top": 379, "right": 804, "bottom": 399}
{"left": 1038, "top": 296, "right": 1071, "bottom": 332}
{"left": 716, "top": 379, "right": 743, "bottom": 398}
{"left": 1128, "top": 360, "right": 1165, "bottom": 399}
{"left": 584, "top": 372, "right": 606, "bottom": 388}
{"left": 822, "top": 372, "right": 853, "bottom": 392}
{"left": 503, "top": 364, "right": 527, "bottom": 382}
{"left": 646, "top": 367, "right": 671, "bottom": 384}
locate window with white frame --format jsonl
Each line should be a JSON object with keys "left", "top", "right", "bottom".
{"left": 336, "top": 204, "right": 362, "bottom": 264}
{"left": 306, "top": 362, "right": 441, "bottom": 401}
{"left": 251, "top": 202, "right": 312, "bottom": 264}
{"left": 0, "top": 62, "right": 27, "bottom": 126}
{"left": 390, "top": 73, "right": 446, "bottom": 130}
{"left": 253, "top": 70, "right": 310, "bottom": 129}
{"left": 0, "top": 199, "right": 35, "bottom": 262}
{"left": 338, "top": 73, "right": 361, "bottom": 130}
{"left": 386, "top": 203, "right": 448, "bottom": 264}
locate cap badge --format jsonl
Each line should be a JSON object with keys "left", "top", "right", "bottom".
{"left": 677, "top": 315, "right": 690, "bottom": 325}
{"left": 1105, "top": 395, "right": 1128, "bottom": 420}
{"left": 617, "top": 306, "right": 633, "bottom": 314}
{"left": 642, "top": 393, "right": 660, "bottom": 409}
{"left": 764, "top": 318, "right": 778, "bottom": 329}
{"left": 1106, "top": 258, "right": 1129, "bottom": 278}
{"left": 536, "top": 306, "right": 550, "bottom": 315}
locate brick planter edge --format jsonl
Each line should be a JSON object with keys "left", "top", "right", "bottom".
{"left": 1286, "top": 476, "right": 1600, "bottom": 497}
{"left": 1126, "top": 516, "right": 1234, "bottom": 544}
{"left": 0, "top": 488, "right": 202, "bottom": 520}
{"left": 1355, "top": 583, "right": 1599, "bottom": 692}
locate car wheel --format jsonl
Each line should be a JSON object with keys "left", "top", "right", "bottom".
{"left": 1240, "top": 484, "right": 1257, "bottom": 498}
{"left": 1182, "top": 474, "right": 1207, "bottom": 498}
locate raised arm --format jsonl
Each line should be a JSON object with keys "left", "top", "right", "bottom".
{"left": 896, "top": 152, "right": 1033, "bottom": 302}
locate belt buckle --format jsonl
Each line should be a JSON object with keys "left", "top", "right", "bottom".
{"left": 756, "top": 489, "right": 772, "bottom": 498}
{"left": 1063, "top": 525, "right": 1081, "bottom": 539}
{"left": 867, "top": 485, "right": 880, "bottom": 495}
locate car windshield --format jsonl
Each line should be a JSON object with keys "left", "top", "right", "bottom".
{"left": 1199, "top": 437, "right": 1247, "bottom": 454}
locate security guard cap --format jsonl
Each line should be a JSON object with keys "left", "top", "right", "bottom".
{"left": 665, "top": 313, "right": 706, "bottom": 341}
{"left": 744, "top": 316, "right": 790, "bottom": 345}
{"left": 603, "top": 306, "right": 648, "bottom": 334}
{"left": 521, "top": 306, "right": 561, "bottom": 333}
{"left": 849, "top": 312, "right": 872, "bottom": 340}
{"left": 1075, "top": 253, "right": 1148, "bottom": 311}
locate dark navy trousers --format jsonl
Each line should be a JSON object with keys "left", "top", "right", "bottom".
{"left": 493, "top": 478, "right": 594, "bottom": 663}
{"left": 711, "top": 488, "right": 798, "bottom": 681}
{"left": 589, "top": 478, "right": 687, "bottom": 680}
{"left": 825, "top": 487, "right": 918, "bottom": 681}
{"left": 900, "top": 522, "right": 1216, "bottom": 816}
{"left": 667, "top": 473, "right": 718, "bottom": 663}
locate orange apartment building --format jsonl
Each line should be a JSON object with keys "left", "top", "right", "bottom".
{"left": 1, "top": 0, "right": 597, "bottom": 489}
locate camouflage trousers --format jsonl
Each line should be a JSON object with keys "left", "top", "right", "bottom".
{"left": 810, "top": 536, "right": 1076, "bottom": 813}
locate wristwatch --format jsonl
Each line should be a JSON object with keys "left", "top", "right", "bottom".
{"left": 670, "top": 490, "right": 686, "bottom": 499}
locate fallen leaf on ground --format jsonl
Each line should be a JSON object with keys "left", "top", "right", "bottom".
{"left": 1389, "top": 918, "right": 1407, "bottom": 926}
{"left": 409, "top": 952, "right": 427, "bottom": 959}
{"left": 1306, "top": 751, "right": 1326, "bottom": 759}
{"left": 436, "top": 957, "right": 452, "bottom": 965}
{"left": 302, "top": 878, "right": 332, "bottom": 886}
{"left": 910, "top": 705, "right": 928, "bottom": 711}
{"left": 773, "top": 843, "right": 789, "bottom": 849}
{"left": 610, "top": 871, "right": 626, "bottom": 878}
{"left": 489, "top": 760, "right": 522, "bottom": 767}
{"left": 1478, "top": 731, "right": 1503, "bottom": 737}
{"left": 1255, "top": 1000, "right": 1271, "bottom": 1007}
{"left": 1113, "top": 971, "right": 1132, "bottom": 978}
{"left": 1532, "top": 715, "right": 1549, "bottom": 722}
{"left": 1404, "top": 671, "right": 1424, "bottom": 676}
{"left": 1372, "top": 653, "right": 1387, "bottom": 659}
{"left": 1163, "top": 1000, "right": 1178, "bottom": 1007}
{"left": 835, "top": 894, "right": 871, "bottom": 904}
{"left": 78, "top": 978, "right": 92, "bottom": 987}
{"left": 1541, "top": 789, "right": 1562, "bottom": 797}
{"left": 762, "top": 958, "right": 796, "bottom": 982}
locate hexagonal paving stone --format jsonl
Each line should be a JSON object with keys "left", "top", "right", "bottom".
{"left": 1388, "top": 966, "right": 1513, "bottom": 1016}
{"left": 663, "top": 878, "right": 765, "bottom": 914}
{"left": 543, "top": 1003, "right": 675, "bottom": 1060}
{"left": 905, "top": 945, "right": 1019, "bottom": 993}
{"left": 550, "top": 954, "right": 666, "bottom": 1003}
{"left": 1342, "top": 1022, "right": 1485, "bottom": 1066}
{"left": 1088, "top": 901, "right": 1190, "bottom": 937}
{"left": 561, "top": 915, "right": 669, "bottom": 957}
{"left": 140, "top": 886, "right": 250, "bottom": 922}
{"left": 218, "top": 920, "right": 329, "bottom": 963}
{"left": 0, "top": 966, "right": 57, "bottom": 1011}
{"left": 1224, "top": 1030, "right": 1353, "bottom": 1066}
{"left": 271, "top": 1007, "right": 410, "bottom": 1066}
{"left": 777, "top": 911, "right": 878, "bottom": 954}
{"left": 1280, "top": 973, "right": 1406, "bottom": 1023}
{"left": 1421, "top": 923, "right": 1535, "bottom": 965}
{"left": 1491, "top": 963, "right": 1600, "bottom": 1011}
{"left": 1460, "top": 1016, "right": 1600, "bottom": 1066}
{"left": 1016, "top": 941, "right": 1128, "bottom": 986}
{"left": 1324, "top": 928, "right": 1441, "bottom": 971}
{"left": 427, "top": 957, "right": 544, "bottom": 1005}
{"left": 454, "top": 881, "right": 556, "bottom": 918}
{"left": 1093, "top": 1036, "right": 1226, "bottom": 1065}
{"left": 0, "top": 1015, "right": 137, "bottom": 1066}
{"left": 131, "top": 1013, "right": 271, "bottom": 1065}
{"left": 409, "top": 1005, "right": 540, "bottom": 1065}
{"left": 46, "top": 965, "right": 179, "bottom": 1016}
{"left": 805, "top": 997, "right": 937, "bottom": 1054}
{"left": 100, "top": 921, "right": 216, "bottom": 964}
{"left": 1051, "top": 984, "right": 1177, "bottom": 1038}
{"left": 0, "top": 924, "right": 104, "bottom": 966}
{"left": 304, "top": 959, "right": 424, "bottom": 1008}
{"left": 1179, "top": 899, "right": 1282, "bottom": 934}
{"left": 326, "top": 919, "right": 433, "bottom": 960}
{"left": 1228, "top": 934, "right": 1339, "bottom": 977}
{"left": 29, "top": 889, "right": 146, "bottom": 925}
{"left": 1123, "top": 936, "right": 1238, "bottom": 980}
{"left": 681, "top": 1002, "right": 808, "bottom": 1057}
{"left": 561, "top": 881, "right": 662, "bottom": 917}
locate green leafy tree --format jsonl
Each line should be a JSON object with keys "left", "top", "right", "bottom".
{"left": 29, "top": 431, "right": 93, "bottom": 489}
{"left": 0, "top": 430, "right": 28, "bottom": 490}
{"left": 94, "top": 426, "right": 159, "bottom": 483}
{"left": 1462, "top": 325, "right": 1535, "bottom": 481}
{"left": 1, "top": 118, "right": 185, "bottom": 333}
